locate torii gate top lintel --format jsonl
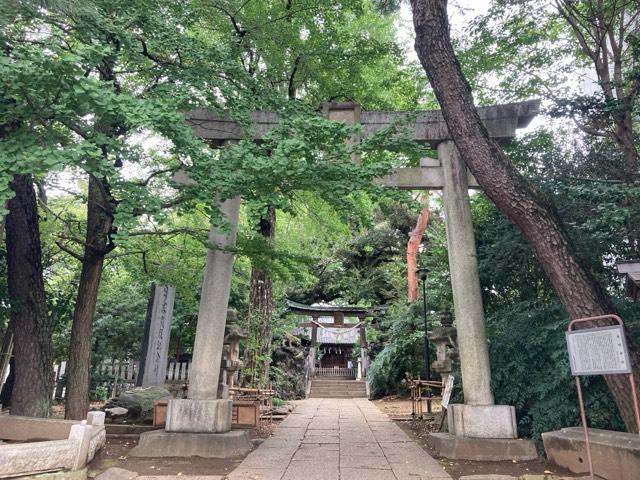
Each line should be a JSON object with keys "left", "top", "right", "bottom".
{"left": 187, "top": 99, "right": 540, "bottom": 148}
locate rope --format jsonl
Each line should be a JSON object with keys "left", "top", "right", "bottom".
{"left": 309, "top": 319, "right": 363, "bottom": 342}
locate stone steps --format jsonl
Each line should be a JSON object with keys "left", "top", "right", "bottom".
{"left": 309, "top": 379, "right": 367, "bottom": 398}
{"left": 310, "top": 385, "right": 367, "bottom": 392}
{"left": 310, "top": 382, "right": 364, "bottom": 388}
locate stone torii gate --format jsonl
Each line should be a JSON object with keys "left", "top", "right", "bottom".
{"left": 168, "top": 100, "right": 539, "bottom": 455}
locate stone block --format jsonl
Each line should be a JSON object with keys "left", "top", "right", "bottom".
{"left": 88, "top": 424, "right": 107, "bottom": 464}
{"left": 95, "top": 467, "right": 138, "bottom": 480}
{"left": 87, "top": 411, "right": 105, "bottom": 426}
{"left": 165, "top": 398, "right": 232, "bottom": 433}
{"left": 0, "top": 439, "right": 77, "bottom": 476}
{"left": 447, "top": 404, "right": 517, "bottom": 439}
{"left": 17, "top": 467, "right": 88, "bottom": 480}
{"left": 105, "top": 407, "right": 128, "bottom": 418}
{"left": 0, "top": 415, "right": 75, "bottom": 441}
{"left": 104, "top": 386, "right": 172, "bottom": 423}
{"left": 137, "top": 477, "right": 224, "bottom": 480}
{"left": 542, "top": 427, "right": 640, "bottom": 480}
{"left": 68, "top": 423, "right": 92, "bottom": 470}
{"left": 129, "top": 429, "right": 251, "bottom": 458}
{"left": 427, "top": 432, "right": 537, "bottom": 461}
{"left": 458, "top": 476, "right": 516, "bottom": 480}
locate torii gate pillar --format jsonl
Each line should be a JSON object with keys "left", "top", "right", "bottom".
{"left": 438, "top": 141, "right": 527, "bottom": 444}
{"left": 439, "top": 140, "right": 495, "bottom": 407}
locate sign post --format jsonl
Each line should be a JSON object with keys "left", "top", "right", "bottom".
{"left": 441, "top": 375, "right": 455, "bottom": 410}
{"left": 566, "top": 314, "right": 640, "bottom": 479}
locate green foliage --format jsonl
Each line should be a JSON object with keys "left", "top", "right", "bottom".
{"left": 366, "top": 225, "right": 452, "bottom": 396}
{"left": 473, "top": 128, "right": 640, "bottom": 439}
{"left": 367, "top": 302, "right": 429, "bottom": 396}
{"left": 458, "top": 1, "right": 575, "bottom": 103}
{"left": 487, "top": 300, "right": 625, "bottom": 441}
{"left": 4, "top": 0, "right": 639, "bottom": 442}
{"left": 90, "top": 385, "right": 108, "bottom": 402}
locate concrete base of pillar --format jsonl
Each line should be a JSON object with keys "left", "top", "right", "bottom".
{"left": 448, "top": 404, "right": 517, "bottom": 439}
{"left": 427, "top": 433, "right": 537, "bottom": 461}
{"left": 165, "top": 399, "right": 232, "bottom": 433}
{"left": 129, "top": 429, "right": 251, "bottom": 458}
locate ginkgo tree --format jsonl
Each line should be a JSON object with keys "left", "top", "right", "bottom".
{"left": 0, "top": 0, "right": 419, "bottom": 417}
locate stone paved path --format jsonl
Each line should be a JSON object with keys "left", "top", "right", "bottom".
{"left": 227, "top": 398, "right": 452, "bottom": 480}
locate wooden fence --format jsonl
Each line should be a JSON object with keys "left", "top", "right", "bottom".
{"left": 52, "top": 360, "right": 192, "bottom": 399}
{"left": 316, "top": 367, "right": 356, "bottom": 378}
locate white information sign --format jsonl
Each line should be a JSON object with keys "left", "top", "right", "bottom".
{"left": 566, "top": 325, "right": 631, "bottom": 376}
{"left": 441, "top": 375, "right": 455, "bottom": 410}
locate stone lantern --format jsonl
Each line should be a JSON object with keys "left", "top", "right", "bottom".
{"left": 427, "top": 309, "right": 458, "bottom": 385}
{"left": 219, "top": 324, "right": 247, "bottom": 398}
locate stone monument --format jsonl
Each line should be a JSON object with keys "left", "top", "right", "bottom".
{"left": 137, "top": 284, "right": 176, "bottom": 387}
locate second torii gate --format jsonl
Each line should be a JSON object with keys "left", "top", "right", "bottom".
{"left": 182, "top": 100, "right": 539, "bottom": 446}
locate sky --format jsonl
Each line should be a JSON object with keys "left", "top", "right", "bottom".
{"left": 396, "top": 1, "right": 547, "bottom": 133}
{"left": 396, "top": 0, "right": 492, "bottom": 62}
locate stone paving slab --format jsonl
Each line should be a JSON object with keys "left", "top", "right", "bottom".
{"left": 340, "top": 468, "right": 397, "bottom": 480}
{"left": 226, "top": 398, "right": 452, "bottom": 480}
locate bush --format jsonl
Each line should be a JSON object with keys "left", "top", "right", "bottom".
{"left": 487, "top": 300, "right": 631, "bottom": 443}
{"left": 91, "top": 385, "right": 108, "bottom": 402}
{"left": 368, "top": 302, "right": 438, "bottom": 397}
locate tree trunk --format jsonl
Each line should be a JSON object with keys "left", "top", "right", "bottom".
{"left": 407, "top": 194, "right": 430, "bottom": 303}
{"left": 64, "top": 175, "right": 114, "bottom": 419}
{"left": 411, "top": 0, "right": 640, "bottom": 432}
{"left": 5, "top": 174, "right": 53, "bottom": 417}
{"left": 246, "top": 206, "right": 276, "bottom": 388}
{"left": 0, "top": 329, "right": 14, "bottom": 403}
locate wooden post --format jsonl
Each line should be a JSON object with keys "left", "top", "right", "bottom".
{"left": 359, "top": 318, "right": 368, "bottom": 378}
{"left": 309, "top": 316, "right": 318, "bottom": 377}
{"left": 0, "top": 330, "right": 13, "bottom": 397}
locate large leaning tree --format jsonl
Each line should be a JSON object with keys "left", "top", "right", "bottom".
{"left": 410, "top": 0, "right": 640, "bottom": 431}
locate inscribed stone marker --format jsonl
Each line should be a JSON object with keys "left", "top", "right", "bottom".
{"left": 137, "top": 284, "right": 176, "bottom": 387}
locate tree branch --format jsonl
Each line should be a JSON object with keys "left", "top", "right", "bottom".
{"left": 55, "top": 240, "right": 84, "bottom": 261}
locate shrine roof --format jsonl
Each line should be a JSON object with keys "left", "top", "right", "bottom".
{"left": 286, "top": 300, "right": 373, "bottom": 317}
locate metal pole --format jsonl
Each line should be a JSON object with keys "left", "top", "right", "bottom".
{"left": 629, "top": 372, "right": 640, "bottom": 432}
{"left": 576, "top": 376, "right": 594, "bottom": 480}
{"left": 422, "top": 277, "right": 430, "bottom": 381}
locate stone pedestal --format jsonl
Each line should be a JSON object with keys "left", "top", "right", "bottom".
{"left": 165, "top": 399, "right": 232, "bottom": 433}
{"left": 447, "top": 404, "right": 517, "bottom": 439}
{"left": 130, "top": 429, "right": 251, "bottom": 458}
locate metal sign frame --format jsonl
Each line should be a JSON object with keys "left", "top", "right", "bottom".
{"left": 567, "top": 314, "right": 640, "bottom": 480}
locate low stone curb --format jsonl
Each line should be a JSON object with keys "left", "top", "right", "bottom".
{"left": 94, "top": 468, "right": 224, "bottom": 480}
